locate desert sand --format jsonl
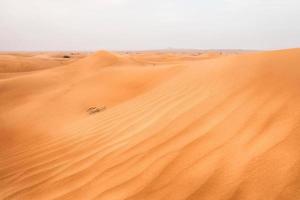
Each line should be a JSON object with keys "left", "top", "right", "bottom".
{"left": 0, "top": 49, "right": 300, "bottom": 200}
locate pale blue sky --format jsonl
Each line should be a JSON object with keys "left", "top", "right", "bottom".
{"left": 0, "top": 0, "right": 299, "bottom": 51}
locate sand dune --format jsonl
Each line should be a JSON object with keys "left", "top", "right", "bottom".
{"left": 1, "top": 49, "right": 300, "bottom": 200}
{"left": 0, "top": 52, "right": 87, "bottom": 73}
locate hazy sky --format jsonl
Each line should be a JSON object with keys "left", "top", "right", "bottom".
{"left": 0, "top": 0, "right": 299, "bottom": 51}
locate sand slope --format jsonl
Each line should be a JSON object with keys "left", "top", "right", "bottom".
{"left": 0, "top": 49, "right": 300, "bottom": 200}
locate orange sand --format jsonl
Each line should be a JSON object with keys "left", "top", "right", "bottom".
{"left": 0, "top": 49, "right": 300, "bottom": 199}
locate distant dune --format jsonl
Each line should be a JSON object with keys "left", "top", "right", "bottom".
{"left": 1, "top": 49, "right": 300, "bottom": 200}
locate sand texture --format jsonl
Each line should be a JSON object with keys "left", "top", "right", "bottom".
{"left": 1, "top": 49, "right": 300, "bottom": 200}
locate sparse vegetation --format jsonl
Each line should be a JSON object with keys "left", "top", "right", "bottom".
{"left": 87, "top": 106, "right": 106, "bottom": 114}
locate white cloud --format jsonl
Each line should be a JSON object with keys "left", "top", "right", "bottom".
{"left": 0, "top": 0, "right": 299, "bottom": 50}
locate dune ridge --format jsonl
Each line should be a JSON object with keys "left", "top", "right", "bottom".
{"left": 1, "top": 49, "right": 300, "bottom": 200}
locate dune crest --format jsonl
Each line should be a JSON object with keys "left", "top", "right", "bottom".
{"left": 77, "top": 50, "right": 121, "bottom": 67}
{"left": 1, "top": 49, "right": 300, "bottom": 200}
